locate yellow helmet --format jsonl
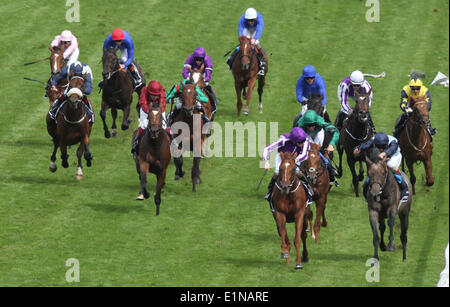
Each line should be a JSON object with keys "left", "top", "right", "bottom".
{"left": 408, "top": 78, "right": 423, "bottom": 88}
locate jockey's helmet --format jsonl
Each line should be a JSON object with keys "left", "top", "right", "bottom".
{"left": 301, "top": 110, "right": 318, "bottom": 126}
{"left": 112, "top": 28, "right": 125, "bottom": 41}
{"left": 408, "top": 78, "right": 423, "bottom": 88}
{"left": 289, "top": 127, "right": 308, "bottom": 144}
{"left": 147, "top": 80, "right": 163, "bottom": 96}
{"left": 70, "top": 62, "right": 83, "bottom": 75}
{"left": 193, "top": 47, "right": 206, "bottom": 59}
{"left": 374, "top": 132, "right": 389, "bottom": 148}
{"left": 245, "top": 8, "right": 257, "bottom": 20}
{"left": 302, "top": 65, "right": 317, "bottom": 78}
{"left": 350, "top": 70, "right": 364, "bottom": 85}
{"left": 60, "top": 30, "right": 73, "bottom": 41}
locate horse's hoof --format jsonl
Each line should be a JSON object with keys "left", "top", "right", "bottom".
{"left": 243, "top": 110, "right": 249, "bottom": 116}
{"left": 121, "top": 124, "right": 129, "bottom": 131}
{"left": 144, "top": 191, "right": 150, "bottom": 199}
{"left": 295, "top": 264, "right": 304, "bottom": 270}
{"left": 62, "top": 161, "right": 69, "bottom": 168}
{"left": 426, "top": 181, "right": 434, "bottom": 187}
{"left": 104, "top": 131, "right": 111, "bottom": 139}
{"left": 136, "top": 194, "right": 145, "bottom": 200}
{"left": 358, "top": 174, "right": 364, "bottom": 181}
{"left": 386, "top": 244, "right": 396, "bottom": 252}
{"left": 112, "top": 129, "right": 118, "bottom": 138}
{"left": 193, "top": 177, "right": 201, "bottom": 185}
{"left": 86, "top": 160, "right": 92, "bottom": 167}
{"left": 49, "top": 162, "right": 57, "bottom": 173}
{"left": 281, "top": 252, "right": 289, "bottom": 259}
{"left": 75, "top": 174, "right": 83, "bottom": 181}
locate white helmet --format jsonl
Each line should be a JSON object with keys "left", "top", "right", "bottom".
{"left": 350, "top": 70, "right": 364, "bottom": 85}
{"left": 245, "top": 8, "right": 257, "bottom": 20}
{"left": 60, "top": 30, "right": 73, "bottom": 41}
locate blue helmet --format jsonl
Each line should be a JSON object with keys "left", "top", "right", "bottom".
{"left": 374, "top": 132, "right": 389, "bottom": 147}
{"left": 302, "top": 65, "right": 317, "bottom": 78}
{"left": 70, "top": 61, "right": 83, "bottom": 75}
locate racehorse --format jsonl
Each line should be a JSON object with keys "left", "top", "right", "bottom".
{"left": 188, "top": 68, "right": 216, "bottom": 125}
{"left": 171, "top": 80, "right": 213, "bottom": 192}
{"left": 272, "top": 152, "right": 309, "bottom": 269}
{"left": 232, "top": 36, "right": 268, "bottom": 117}
{"left": 133, "top": 102, "right": 171, "bottom": 216}
{"left": 100, "top": 47, "right": 145, "bottom": 138}
{"left": 300, "top": 143, "right": 330, "bottom": 244}
{"left": 46, "top": 73, "right": 93, "bottom": 180}
{"left": 336, "top": 89, "right": 373, "bottom": 197}
{"left": 397, "top": 97, "right": 434, "bottom": 195}
{"left": 46, "top": 45, "right": 68, "bottom": 104}
{"left": 292, "top": 94, "right": 331, "bottom": 127}
{"left": 365, "top": 154, "right": 411, "bottom": 261}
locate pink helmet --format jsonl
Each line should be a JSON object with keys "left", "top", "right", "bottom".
{"left": 60, "top": 30, "right": 73, "bottom": 41}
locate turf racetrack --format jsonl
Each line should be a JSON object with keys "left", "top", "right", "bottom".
{"left": 0, "top": 0, "right": 448, "bottom": 286}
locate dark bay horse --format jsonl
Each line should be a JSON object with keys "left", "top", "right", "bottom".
{"left": 397, "top": 97, "right": 434, "bottom": 194}
{"left": 232, "top": 36, "right": 267, "bottom": 117}
{"left": 300, "top": 143, "right": 330, "bottom": 244}
{"left": 292, "top": 94, "right": 325, "bottom": 128}
{"left": 365, "top": 156, "right": 411, "bottom": 261}
{"left": 336, "top": 89, "right": 373, "bottom": 197}
{"left": 100, "top": 47, "right": 145, "bottom": 138}
{"left": 133, "top": 103, "right": 171, "bottom": 216}
{"left": 172, "top": 81, "right": 213, "bottom": 192}
{"left": 47, "top": 45, "right": 68, "bottom": 104}
{"left": 46, "top": 74, "right": 93, "bottom": 180}
{"left": 272, "top": 152, "right": 309, "bottom": 269}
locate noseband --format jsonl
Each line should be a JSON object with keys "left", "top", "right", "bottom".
{"left": 275, "top": 160, "right": 302, "bottom": 194}
{"left": 369, "top": 164, "right": 388, "bottom": 202}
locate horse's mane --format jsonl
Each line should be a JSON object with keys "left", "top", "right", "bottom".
{"left": 184, "top": 80, "right": 195, "bottom": 85}
{"left": 368, "top": 146, "right": 382, "bottom": 163}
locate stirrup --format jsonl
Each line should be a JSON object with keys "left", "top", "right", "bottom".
{"left": 257, "top": 69, "right": 265, "bottom": 76}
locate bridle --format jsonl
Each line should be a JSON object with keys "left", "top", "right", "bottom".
{"left": 368, "top": 163, "right": 388, "bottom": 203}
{"left": 405, "top": 101, "right": 429, "bottom": 152}
{"left": 302, "top": 150, "right": 326, "bottom": 185}
{"left": 147, "top": 109, "right": 162, "bottom": 139}
{"left": 102, "top": 51, "right": 121, "bottom": 81}
{"left": 275, "top": 159, "right": 302, "bottom": 194}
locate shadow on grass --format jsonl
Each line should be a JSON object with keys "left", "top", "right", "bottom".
{"left": 86, "top": 202, "right": 148, "bottom": 214}
{"left": 9, "top": 175, "right": 71, "bottom": 186}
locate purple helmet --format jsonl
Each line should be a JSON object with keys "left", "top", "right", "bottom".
{"left": 289, "top": 127, "right": 308, "bottom": 143}
{"left": 193, "top": 47, "right": 206, "bottom": 58}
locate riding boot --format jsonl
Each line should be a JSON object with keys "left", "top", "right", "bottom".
{"left": 323, "top": 110, "right": 331, "bottom": 123}
{"left": 368, "top": 113, "right": 376, "bottom": 134}
{"left": 426, "top": 121, "right": 437, "bottom": 137}
{"left": 49, "top": 97, "right": 64, "bottom": 120}
{"left": 257, "top": 52, "right": 266, "bottom": 76}
{"left": 128, "top": 64, "right": 143, "bottom": 90}
{"left": 335, "top": 111, "right": 345, "bottom": 131}
{"left": 362, "top": 177, "right": 369, "bottom": 203}
{"left": 131, "top": 129, "right": 144, "bottom": 154}
{"left": 98, "top": 80, "right": 104, "bottom": 89}
{"left": 393, "top": 113, "right": 407, "bottom": 139}
{"left": 204, "top": 85, "right": 218, "bottom": 113}
{"left": 400, "top": 179, "right": 409, "bottom": 203}
{"left": 82, "top": 96, "right": 94, "bottom": 122}
{"left": 265, "top": 174, "right": 277, "bottom": 212}
{"left": 226, "top": 48, "right": 238, "bottom": 70}
{"left": 327, "top": 163, "right": 340, "bottom": 187}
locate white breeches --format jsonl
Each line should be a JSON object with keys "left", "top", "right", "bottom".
{"left": 274, "top": 153, "right": 301, "bottom": 175}
{"left": 242, "top": 28, "right": 260, "bottom": 46}
{"left": 139, "top": 108, "right": 167, "bottom": 130}
{"left": 306, "top": 129, "right": 325, "bottom": 147}
{"left": 66, "top": 48, "right": 80, "bottom": 67}
{"left": 120, "top": 49, "right": 128, "bottom": 65}
{"left": 300, "top": 104, "right": 326, "bottom": 116}
{"left": 387, "top": 152, "right": 402, "bottom": 171}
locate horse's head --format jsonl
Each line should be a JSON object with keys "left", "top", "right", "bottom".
{"left": 278, "top": 152, "right": 299, "bottom": 195}
{"left": 181, "top": 81, "right": 197, "bottom": 117}
{"left": 189, "top": 68, "right": 205, "bottom": 87}
{"left": 238, "top": 36, "right": 254, "bottom": 71}
{"left": 66, "top": 87, "right": 83, "bottom": 111}
{"left": 365, "top": 155, "right": 388, "bottom": 203}
{"left": 410, "top": 97, "right": 430, "bottom": 128}
{"left": 306, "top": 93, "right": 324, "bottom": 117}
{"left": 69, "top": 71, "right": 85, "bottom": 92}
{"left": 354, "top": 89, "right": 371, "bottom": 123}
{"left": 302, "top": 143, "right": 323, "bottom": 185}
{"left": 102, "top": 47, "right": 120, "bottom": 80}
{"left": 148, "top": 102, "right": 163, "bottom": 139}
{"left": 50, "top": 45, "right": 66, "bottom": 75}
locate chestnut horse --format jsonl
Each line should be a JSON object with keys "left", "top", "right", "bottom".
{"left": 133, "top": 102, "right": 171, "bottom": 216}
{"left": 46, "top": 74, "right": 93, "bottom": 180}
{"left": 188, "top": 68, "right": 216, "bottom": 124}
{"left": 46, "top": 45, "right": 68, "bottom": 104}
{"left": 100, "top": 47, "right": 145, "bottom": 138}
{"left": 365, "top": 155, "right": 411, "bottom": 261}
{"left": 272, "top": 152, "right": 309, "bottom": 269}
{"left": 397, "top": 97, "right": 434, "bottom": 194}
{"left": 336, "top": 89, "right": 374, "bottom": 197}
{"left": 300, "top": 143, "right": 330, "bottom": 244}
{"left": 232, "top": 36, "right": 267, "bottom": 117}
{"left": 172, "top": 81, "right": 213, "bottom": 192}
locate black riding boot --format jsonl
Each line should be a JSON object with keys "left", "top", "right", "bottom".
{"left": 399, "top": 179, "right": 409, "bottom": 203}
{"left": 49, "top": 97, "right": 64, "bottom": 120}
{"left": 393, "top": 113, "right": 408, "bottom": 139}
{"left": 335, "top": 111, "right": 345, "bottom": 131}
{"left": 168, "top": 107, "right": 180, "bottom": 127}
{"left": 257, "top": 52, "right": 266, "bottom": 76}
{"left": 368, "top": 113, "right": 376, "bottom": 134}
{"left": 327, "top": 163, "right": 340, "bottom": 187}
{"left": 426, "top": 121, "right": 437, "bottom": 137}
{"left": 128, "top": 64, "right": 143, "bottom": 90}
{"left": 226, "top": 48, "right": 238, "bottom": 70}
{"left": 204, "top": 85, "right": 218, "bottom": 113}
{"left": 131, "top": 132, "right": 143, "bottom": 154}
{"left": 265, "top": 175, "right": 277, "bottom": 212}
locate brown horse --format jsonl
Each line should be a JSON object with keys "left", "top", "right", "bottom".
{"left": 100, "top": 47, "right": 145, "bottom": 138}
{"left": 397, "top": 97, "right": 434, "bottom": 195}
{"left": 336, "top": 89, "right": 374, "bottom": 197}
{"left": 232, "top": 36, "right": 267, "bottom": 117}
{"left": 272, "top": 152, "right": 309, "bottom": 269}
{"left": 46, "top": 74, "right": 93, "bottom": 180}
{"left": 171, "top": 81, "right": 213, "bottom": 192}
{"left": 300, "top": 143, "right": 330, "bottom": 244}
{"left": 365, "top": 155, "right": 411, "bottom": 261}
{"left": 133, "top": 102, "right": 171, "bottom": 216}
{"left": 188, "top": 68, "right": 216, "bottom": 124}
{"left": 47, "top": 45, "right": 68, "bottom": 104}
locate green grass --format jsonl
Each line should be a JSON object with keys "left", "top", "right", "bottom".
{"left": 0, "top": 0, "right": 448, "bottom": 286}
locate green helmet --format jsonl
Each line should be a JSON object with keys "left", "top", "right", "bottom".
{"left": 301, "top": 110, "right": 318, "bottom": 126}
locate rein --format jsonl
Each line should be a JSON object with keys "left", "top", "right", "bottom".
{"left": 61, "top": 108, "right": 87, "bottom": 125}
{"left": 275, "top": 177, "right": 302, "bottom": 194}
{"left": 345, "top": 123, "right": 370, "bottom": 142}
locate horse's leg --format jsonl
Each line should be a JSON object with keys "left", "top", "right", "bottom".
{"left": 405, "top": 159, "right": 416, "bottom": 195}
{"left": 137, "top": 161, "right": 150, "bottom": 200}
{"left": 379, "top": 217, "right": 387, "bottom": 251}
{"left": 257, "top": 75, "right": 265, "bottom": 114}
{"left": 337, "top": 142, "right": 344, "bottom": 178}
{"left": 83, "top": 136, "right": 92, "bottom": 167}
{"left": 121, "top": 104, "right": 131, "bottom": 131}
{"left": 301, "top": 209, "right": 310, "bottom": 263}
{"left": 75, "top": 143, "right": 84, "bottom": 180}
{"left": 192, "top": 156, "right": 202, "bottom": 192}
{"left": 235, "top": 82, "right": 243, "bottom": 117}
{"left": 49, "top": 139, "right": 59, "bottom": 172}
{"left": 243, "top": 78, "right": 257, "bottom": 115}
{"left": 294, "top": 208, "right": 305, "bottom": 269}
{"left": 313, "top": 196, "right": 327, "bottom": 244}
{"left": 111, "top": 108, "right": 118, "bottom": 137}
{"left": 100, "top": 100, "right": 111, "bottom": 138}
{"left": 274, "top": 211, "right": 290, "bottom": 265}
{"left": 386, "top": 208, "right": 397, "bottom": 251}
{"left": 60, "top": 141, "right": 69, "bottom": 168}
{"left": 347, "top": 157, "right": 359, "bottom": 197}
{"left": 369, "top": 209, "right": 380, "bottom": 260}
{"left": 154, "top": 169, "right": 167, "bottom": 216}
{"left": 399, "top": 208, "right": 409, "bottom": 261}
{"left": 358, "top": 160, "right": 365, "bottom": 181}
{"left": 424, "top": 157, "right": 434, "bottom": 187}
{"left": 174, "top": 156, "right": 185, "bottom": 180}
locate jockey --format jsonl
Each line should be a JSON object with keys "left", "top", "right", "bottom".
{"left": 296, "top": 65, "right": 330, "bottom": 122}
{"left": 101, "top": 28, "right": 143, "bottom": 90}
{"left": 166, "top": 79, "right": 210, "bottom": 125}
{"left": 182, "top": 47, "right": 218, "bottom": 113}
{"left": 393, "top": 78, "right": 436, "bottom": 139}
{"left": 336, "top": 70, "right": 376, "bottom": 134}
{"left": 262, "top": 127, "right": 313, "bottom": 212}
{"left": 49, "top": 61, "right": 94, "bottom": 123}
{"left": 354, "top": 132, "right": 409, "bottom": 203}
{"left": 296, "top": 110, "right": 340, "bottom": 186}
{"left": 50, "top": 30, "right": 79, "bottom": 67}
{"left": 132, "top": 80, "right": 174, "bottom": 154}
{"left": 226, "top": 8, "right": 266, "bottom": 75}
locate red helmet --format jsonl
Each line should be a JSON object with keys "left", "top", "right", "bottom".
{"left": 147, "top": 80, "right": 163, "bottom": 96}
{"left": 112, "top": 28, "right": 124, "bottom": 41}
